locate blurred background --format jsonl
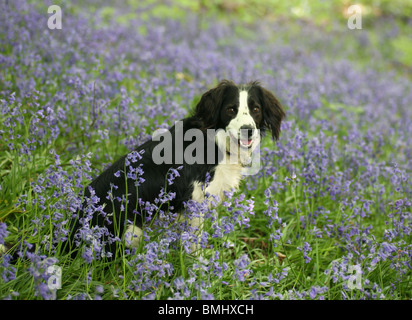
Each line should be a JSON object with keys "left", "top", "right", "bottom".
{"left": 38, "top": 0, "right": 412, "bottom": 73}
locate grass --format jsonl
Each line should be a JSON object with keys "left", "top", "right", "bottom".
{"left": 0, "top": 132, "right": 410, "bottom": 299}
{"left": 2, "top": 121, "right": 409, "bottom": 300}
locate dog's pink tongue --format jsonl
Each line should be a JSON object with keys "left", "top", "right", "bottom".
{"left": 241, "top": 139, "right": 252, "bottom": 145}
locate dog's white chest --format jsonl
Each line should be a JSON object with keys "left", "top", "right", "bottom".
{"left": 191, "top": 163, "right": 243, "bottom": 203}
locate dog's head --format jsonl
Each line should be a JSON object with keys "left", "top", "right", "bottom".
{"left": 194, "top": 80, "right": 285, "bottom": 164}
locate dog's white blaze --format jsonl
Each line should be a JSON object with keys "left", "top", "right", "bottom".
{"left": 228, "top": 90, "right": 256, "bottom": 130}
{"left": 239, "top": 90, "right": 249, "bottom": 115}
{"left": 124, "top": 224, "right": 143, "bottom": 248}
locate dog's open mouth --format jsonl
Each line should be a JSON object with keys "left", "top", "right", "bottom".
{"left": 239, "top": 138, "right": 253, "bottom": 147}
{"left": 229, "top": 132, "right": 254, "bottom": 148}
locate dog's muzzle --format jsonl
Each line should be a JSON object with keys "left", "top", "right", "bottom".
{"left": 240, "top": 125, "right": 255, "bottom": 147}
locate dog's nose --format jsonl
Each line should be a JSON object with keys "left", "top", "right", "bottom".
{"left": 240, "top": 125, "right": 254, "bottom": 139}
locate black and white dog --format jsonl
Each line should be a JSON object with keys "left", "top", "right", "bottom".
{"left": 0, "top": 80, "right": 285, "bottom": 258}
{"left": 69, "top": 80, "right": 286, "bottom": 256}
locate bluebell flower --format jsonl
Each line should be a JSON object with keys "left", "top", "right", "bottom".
{"left": 0, "top": 223, "right": 8, "bottom": 245}
{"left": 0, "top": 254, "right": 16, "bottom": 283}
{"left": 297, "top": 241, "right": 312, "bottom": 263}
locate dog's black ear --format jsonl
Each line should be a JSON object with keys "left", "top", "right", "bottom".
{"left": 258, "top": 85, "right": 286, "bottom": 140}
{"left": 194, "top": 80, "right": 235, "bottom": 129}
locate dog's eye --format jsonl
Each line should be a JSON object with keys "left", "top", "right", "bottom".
{"left": 227, "top": 107, "right": 236, "bottom": 115}
{"left": 252, "top": 106, "right": 260, "bottom": 113}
